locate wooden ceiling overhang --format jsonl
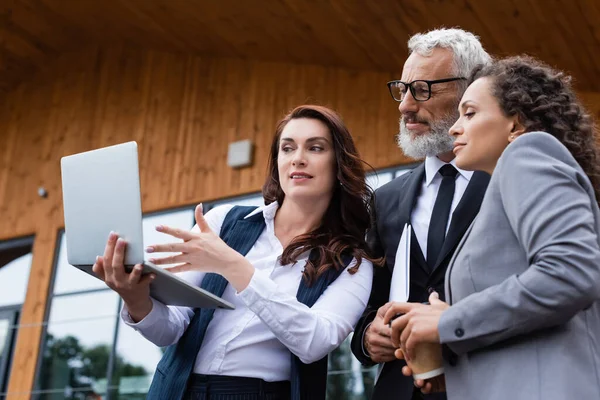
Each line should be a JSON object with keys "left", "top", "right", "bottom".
{"left": 1, "top": 0, "right": 599, "bottom": 95}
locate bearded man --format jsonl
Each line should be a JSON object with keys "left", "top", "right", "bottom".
{"left": 351, "top": 28, "right": 491, "bottom": 400}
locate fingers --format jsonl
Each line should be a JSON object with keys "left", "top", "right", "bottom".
{"left": 421, "top": 382, "right": 433, "bottom": 394}
{"left": 124, "top": 264, "right": 156, "bottom": 289}
{"left": 366, "top": 320, "right": 398, "bottom": 363}
{"left": 134, "top": 264, "right": 156, "bottom": 286}
{"left": 383, "top": 302, "right": 416, "bottom": 325}
{"left": 127, "top": 264, "right": 144, "bottom": 285}
{"left": 370, "top": 317, "right": 392, "bottom": 338}
{"left": 408, "top": 368, "right": 445, "bottom": 394}
{"left": 92, "top": 256, "right": 105, "bottom": 280}
{"left": 429, "top": 291, "right": 450, "bottom": 311}
{"left": 378, "top": 302, "right": 394, "bottom": 316}
{"left": 401, "top": 322, "right": 418, "bottom": 361}
{"left": 155, "top": 225, "right": 194, "bottom": 241}
{"left": 103, "top": 232, "right": 118, "bottom": 272}
{"left": 396, "top": 348, "right": 405, "bottom": 360}
{"left": 401, "top": 365, "right": 412, "bottom": 377}
{"left": 149, "top": 254, "right": 188, "bottom": 265}
{"left": 369, "top": 351, "right": 397, "bottom": 364}
{"left": 368, "top": 331, "right": 396, "bottom": 350}
{"left": 146, "top": 242, "right": 188, "bottom": 254}
{"left": 111, "top": 238, "right": 128, "bottom": 281}
{"left": 429, "top": 291, "right": 441, "bottom": 304}
{"left": 390, "top": 313, "right": 410, "bottom": 347}
{"left": 194, "top": 203, "right": 211, "bottom": 233}
{"left": 404, "top": 367, "right": 432, "bottom": 394}
{"left": 427, "top": 374, "right": 446, "bottom": 393}
{"left": 164, "top": 263, "right": 192, "bottom": 274}
{"left": 414, "top": 379, "right": 426, "bottom": 388}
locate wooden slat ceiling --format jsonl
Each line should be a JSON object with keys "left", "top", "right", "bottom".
{"left": 1, "top": 0, "right": 600, "bottom": 95}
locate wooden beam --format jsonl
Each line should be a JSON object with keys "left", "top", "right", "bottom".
{"left": 5, "top": 227, "right": 57, "bottom": 399}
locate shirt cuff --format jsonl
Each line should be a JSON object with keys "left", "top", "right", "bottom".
{"left": 120, "top": 297, "right": 164, "bottom": 330}
{"left": 361, "top": 322, "right": 372, "bottom": 358}
{"left": 236, "top": 268, "right": 278, "bottom": 310}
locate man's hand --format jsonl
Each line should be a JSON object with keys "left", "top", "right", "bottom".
{"left": 364, "top": 302, "right": 398, "bottom": 363}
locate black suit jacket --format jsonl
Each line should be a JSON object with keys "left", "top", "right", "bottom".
{"left": 351, "top": 163, "right": 490, "bottom": 399}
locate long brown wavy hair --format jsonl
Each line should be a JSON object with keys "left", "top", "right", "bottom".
{"left": 472, "top": 55, "right": 600, "bottom": 205}
{"left": 263, "top": 105, "right": 383, "bottom": 284}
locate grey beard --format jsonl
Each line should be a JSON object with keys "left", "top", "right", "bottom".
{"left": 397, "top": 113, "right": 457, "bottom": 159}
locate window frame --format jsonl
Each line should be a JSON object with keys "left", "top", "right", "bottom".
{"left": 0, "top": 235, "right": 33, "bottom": 397}
{"left": 0, "top": 307, "right": 19, "bottom": 396}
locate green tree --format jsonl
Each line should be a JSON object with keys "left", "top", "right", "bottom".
{"left": 39, "top": 334, "right": 148, "bottom": 400}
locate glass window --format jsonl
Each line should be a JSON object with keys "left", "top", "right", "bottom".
{"left": 110, "top": 317, "right": 163, "bottom": 399}
{"left": 207, "top": 194, "right": 264, "bottom": 211}
{"left": 0, "top": 309, "right": 18, "bottom": 397}
{"left": 109, "top": 209, "right": 194, "bottom": 399}
{"left": 326, "top": 335, "right": 377, "bottom": 400}
{"left": 37, "top": 291, "right": 119, "bottom": 400}
{"left": 35, "top": 164, "right": 411, "bottom": 399}
{"left": 37, "top": 209, "right": 195, "bottom": 400}
{"left": 367, "top": 172, "right": 393, "bottom": 191}
{"left": 0, "top": 253, "right": 32, "bottom": 308}
{"left": 395, "top": 167, "right": 411, "bottom": 178}
{"left": 142, "top": 209, "right": 195, "bottom": 264}
{"left": 53, "top": 208, "right": 195, "bottom": 295}
{"left": 52, "top": 234, "right": 107, "bottom": 295}
{"left": 228, "top": 195, "right": 264, "bottom": 208}
{"left": 0, "top": 319, "right": 9, "bottom": 355}
{"left": 0, "top": 237, "right": 33, "bottom": 397}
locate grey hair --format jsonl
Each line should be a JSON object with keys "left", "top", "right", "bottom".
{"left": 408, "top": 28, "right": 492, "bottom": 95}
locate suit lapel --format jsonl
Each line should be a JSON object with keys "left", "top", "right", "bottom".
{"left": 392, "top": 163, "right": 428, "bottom": 274}
{"left": 445, "top": 216, "right": 479, "bottom": 304}
{"left": 432, "top": 171, "right": 490, "bottom": 272}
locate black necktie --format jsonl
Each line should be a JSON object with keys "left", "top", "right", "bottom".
{"left": 427, "top": 164, "right": 458, "bottom": 269}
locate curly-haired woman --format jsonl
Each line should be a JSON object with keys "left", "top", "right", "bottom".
{"left": 385, "top": 56, "right": 600, "bottom": 400}
{"left": 92, "top": 105, "right": 381, "bottom": 400}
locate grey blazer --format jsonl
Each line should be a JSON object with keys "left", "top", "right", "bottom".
{"left": 439, "top": 132, "right": 600, "bottom": 400}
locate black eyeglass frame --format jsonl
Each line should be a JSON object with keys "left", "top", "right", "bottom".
{"left": 386, "top": 77, "right": 466, "bottom": 102}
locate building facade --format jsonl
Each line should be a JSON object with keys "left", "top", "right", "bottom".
{"left": 2, "top": 1, "right": 600, "bottom": 399}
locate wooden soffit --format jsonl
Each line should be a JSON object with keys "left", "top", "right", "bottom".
{"left": 1, "top": 0, "right": 600, "bottom": 95}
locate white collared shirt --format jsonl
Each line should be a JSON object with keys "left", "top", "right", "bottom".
{"left": 121, "top": 201, "right": 373, "bottom": 381}
{"left": 411, "top": 156, "right": 473, "bottom": 260}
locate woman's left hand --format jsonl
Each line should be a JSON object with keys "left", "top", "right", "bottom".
{"left": 146, "top": 204, "right": 253, "bottom": 290}
{"left": 383, "top": 292, "right": 450, "bottom": 361}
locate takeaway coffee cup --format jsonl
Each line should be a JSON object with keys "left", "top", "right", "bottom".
{"left": 406, "top": 342, "right": 445, "bottom": 380}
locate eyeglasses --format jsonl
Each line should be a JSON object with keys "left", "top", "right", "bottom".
{"left": 386, "top": 77, "right": 466, "bottom": 102}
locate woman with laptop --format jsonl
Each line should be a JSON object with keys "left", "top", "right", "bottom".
{"left": 92, "top": 104, "right": 382, "bottom": 400}
{"left": 384, "top": 56, "right": 600, "bottom": 400}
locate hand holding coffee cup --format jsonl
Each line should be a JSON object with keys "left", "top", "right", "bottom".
{"left": 383, "top": 292, "right": 450, "bottom": 379}
{"left": 399, "top": 358, "right": 447, "bottom": 394}
{"left": 400, "top": 341, "right": 445, "bottom": 379}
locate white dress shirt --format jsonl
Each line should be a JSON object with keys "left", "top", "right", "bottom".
{"left": 121, "top": 201, "right": 373, "bottom": 382}
{"left": 411, "top": 156, "right": 473, "bottom": 260}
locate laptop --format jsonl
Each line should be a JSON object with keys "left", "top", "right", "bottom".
{"left": 60, "top": 141, "right": 234, "bottom": 310}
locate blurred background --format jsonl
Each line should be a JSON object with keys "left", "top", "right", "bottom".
{"left": 1, "top": 0, "right": 600, "bottom": 398}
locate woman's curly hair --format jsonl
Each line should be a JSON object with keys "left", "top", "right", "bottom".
{"left": 471, "top": 55, "right": 600, "bottom": 206}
